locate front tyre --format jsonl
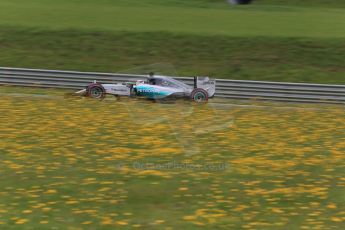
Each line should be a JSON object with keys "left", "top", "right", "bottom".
{"left": 191, "top": 88, "right": 208, "bottom": 103}
{"left": 87, "top": 85, "right": 105, "bottom": 99}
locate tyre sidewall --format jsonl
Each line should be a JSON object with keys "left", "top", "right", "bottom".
{"left": 87, "top": 84, "right": 105, "bottom": 99}
{"left": 191, "top": 88, "right": 209, "bottom": 103}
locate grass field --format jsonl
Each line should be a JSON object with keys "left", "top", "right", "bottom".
{"left": 0, "top": 87, "right": 344, "bottom": 229}
{"left": 0, "top": 0, "right": 344, "bottom": 83}
{"left": 0, "top": 1, "right": 345, "bottom": 228}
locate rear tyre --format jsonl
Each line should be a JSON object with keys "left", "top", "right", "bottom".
{"left": 191, "top": 88, "right": 208, "bottom": 103}
{"left": 87, "top": 85, "right": 105, "bottom": 99}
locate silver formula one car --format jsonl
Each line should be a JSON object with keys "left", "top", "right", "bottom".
{"left": 75, "top": 74, "right": 216, "bottom": 103}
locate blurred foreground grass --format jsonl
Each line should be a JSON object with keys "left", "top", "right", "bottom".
{"left": 0, "top": 86, "right": 344, "bottom": 229}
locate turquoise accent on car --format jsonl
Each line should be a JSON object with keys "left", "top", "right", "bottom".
{"left": 134, "top": 85, "right": 171, "bottom": 99}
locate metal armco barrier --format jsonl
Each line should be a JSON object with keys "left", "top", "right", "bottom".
{"left": 1, "top": 67, "right": 344, "bottom": 104}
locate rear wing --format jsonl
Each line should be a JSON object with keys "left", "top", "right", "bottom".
{"left": 194, "top": 77, "right": 216, "bottom": 98}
